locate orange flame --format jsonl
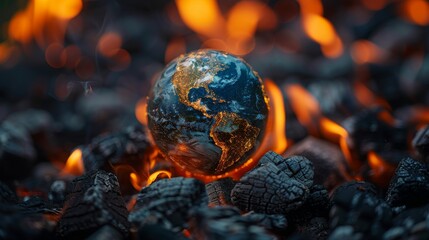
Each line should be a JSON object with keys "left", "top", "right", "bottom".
{"left": 135, "top": 98, "right": 149, "bottom": 126}
{"left": 285, "top": 84, "right": 321, "bottom": 135}
{"left": 298, "top": 0, "right": 343, "bottom": 58}
{"left": 319, "top": 118, "right": 357, "bottom": 173}
{"left": 367, "top": 151, "right": 396, "bottom": 187}
{"left": 353, "top": 82, "right": 391, "bottom": 110}
{"left": 175, "top": 0, "right": 277, "bottom": 56}
{"left": 98, "top": 32, "right": 123, "bottom": 58}
{"left": 146, "top": 170, "right": 173, "bottom": 186}
{"left": 7, "top": 0, "right": 83, "bottom": 47}
{"left": 61, "top": 148, "right": 84, "bottom": 176}
{"left": 129, "top": 170, "right": 172, "bottom": 190}
{"left": 351, "top": 40, "right": 383, "bottom": 64}
{"left": 175, "top": 0, "right": 225, "bottom": 38}
{"left": 401, "top": 0, "right": 429, "bottom": 26}
{"left": 264, "top": 79, "right": 287, "bottom": 154}
{"left": 175, "top": 80, "right": 287, "bottom": 183}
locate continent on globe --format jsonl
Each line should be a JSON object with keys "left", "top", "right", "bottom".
{"left": 147, "top": 49, "right": 269, "bottom": 175}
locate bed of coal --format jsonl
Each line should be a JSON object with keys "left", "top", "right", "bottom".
{"left": 1, "top": 0, "right": 429, "bottom": 239}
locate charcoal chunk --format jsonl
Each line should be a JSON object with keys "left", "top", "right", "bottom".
{"left": 82, "top": 126, "right": 154, "bottom": 172}
{"left": 386, "top": 157, "right": 429, "bottom": 208}
{"left": 129, "top": 177, "right": 207, "bottom": 232}
{"left": 413, "top": 126, "right": 429, "bottom": 162}
{"left": 383, "top": 205, "right": 429, "bottom": 240}
{"left": 330, "top": 181, "right": 392, "bottom": 238}
{"left": 283, "top": 137, "right": 351, "bottom": 190}
{"left": 231, "top": 162, "right": 309, "bottom": 214}
{"left": 242, "top": 212, "right": 288, "bottom": 231}
{"left": 58, "top": 170, "right": 129, "bottom": 239}
{"left": 0, "top": 122, "right": 36, "bottom": 181}
{"left": 189, "top": 206, "right": 273, "bottom": 240}
{"left": 259, "top": 151, "right": 314, "bottom": 187}
{"left": 0, "top": 196, "right": 60, "bottom": 239}
{"left": 288, "top": 185, "right": 329, "bottom": 225}
{"left": 0, "top": 181, "right": 17, "bottom": 204}
{"left": 206, "top": 178, "right": 235, "bottom": 206}
{"left": 86, "top": 225, "right": 124, "bottom": 240}
{"left": 48, "top": 180, "right": 69, "bottom": 207}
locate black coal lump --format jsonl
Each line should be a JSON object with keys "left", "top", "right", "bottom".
{"left": 413, "top": 126, "right": 429, "bottom": 162}
{"left": 0, "top": 181, "right": 18, "bottom": 204}
{"left": 57, "top": 170, "right": 130, "bottom": 239}
{"left": 330, "top": 181, "right": 392, "bottom": 239}
{"left": 258, "top": 151, "right": 314, "bottom": 188}
{"left": 288, "top": 185, "right": 330, "bottom": 225}
{"left": 231, "top": 161, "right": 309, "bottom": 214}
{"left": 386, "top": 157, "right": 429, "bottom": 208}
{"left": 205, "top": 177, "right": 235, "bottom": 206}
{"left": 383, "top": 205, "right": 429, "bottom": 240}
{"left": 82, "top": 125, "right": 154, "bottom": 172}
{"left": 188, "top": 206, "right": 273, "bottom": 240}
{"left": 241, "top": 212, "right": 288, "bottom": 232}
{"left": 129, "top": 177, "right": 208, "bottom": 232}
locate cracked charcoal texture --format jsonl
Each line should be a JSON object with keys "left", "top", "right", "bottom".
{"left": 330, "top": 181, "right": 392, "bottom": 239}
{"left": 283, "top": 137, "right": 350, "bottom": 190}
{"left": 206, "top": 178, "right": 235, "bottom": 206}
{"left": 129, "top": 177, "right": 208, "bottom": 232}
{"left": 413, "top": 126, "right": 429, "bottom": 162}
{"left": 259, "top": 151, "right": 314, "bottom": 188}
{"left": 82, "top": 126, "right": 154, "bottom": 172}
{"left": 189, "top": 206, "right": 273, "bottom": 240}
{"left": 231, "top": 161, "right": 309, "bottom": 214}
{"left": 58, "top": 170, "right": 129, "bottom": 239}
{"left": 288, "top": 185, "right": 329, "bottom": 225}
{"left": 386, "top": 157, "right": 429, "bottom": 208}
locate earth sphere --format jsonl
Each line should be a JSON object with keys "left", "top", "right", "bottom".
{"left": 147, "top": 49, "right": 269, "bottom": 175}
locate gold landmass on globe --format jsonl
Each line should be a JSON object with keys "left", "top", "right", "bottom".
{"left": 210, "top": 111, "right": 260, "bottom": 173}
{"left": 172, "top": 51, "right": 225, "bottom": 118}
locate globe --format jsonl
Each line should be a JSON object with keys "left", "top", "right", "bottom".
{"left": 147, "top": 50, "right": 269, "bottom": 175}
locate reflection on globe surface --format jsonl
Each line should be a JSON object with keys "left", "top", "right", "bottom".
{"left": 147, "top": 50, "right": 269, "bottom": 175}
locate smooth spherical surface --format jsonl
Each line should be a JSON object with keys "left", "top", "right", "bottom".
{"left": 147, "top": 50, "right": 269, "bottom": 175}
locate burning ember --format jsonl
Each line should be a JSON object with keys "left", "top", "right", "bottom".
{"left": 1, "top": 0, "right": 429, "bottom": 239}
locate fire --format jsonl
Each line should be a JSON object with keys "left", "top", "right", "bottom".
{"left": 353, "top": 82, "right": 391, "bottom": 110}
{"left": 367, "top": 151, "right": 396, "bottom": 187}
{"left": 175, "top": 0, "right": 277, "bottom": 55}
{"left": 263, "top": 79, "right": 287, "bottom": 154}
{"left": 135, "top": 98, "right": 149, "bottom": 126}
{"left": 351, "top": 40, "right": 383, "bottom": 64}
{"left": 175, "top": 0, "right": 225, "bottom": 38}
{"left": 129, "top": 172, "right": 143, "bottom": 190}
{"left": 146, "top": 170, "right": 173, "bottom": 186}
{"left": 285, "top": 84, "right": 321, "bottom": 135}
{"left": 7, "top": 0, "right": 83, "bottom": 47}
{"left": 98, "top": 32, "right": 123, "bottom": 58}
{"left": 298, "top": 0, "right": 343, "bottom": 58}
{"left": 401, "top": 0, "right": 429, "bottom": 26}
{"left": 61, "top": 148, "right": 84, "bottom": 176}
{"left": 130, "top": 170, "right": 172, "bottom": 190}
{"left": 319, "top": 118, "right": 357, "bottom": 173}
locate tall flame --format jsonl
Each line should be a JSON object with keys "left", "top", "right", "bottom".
{"left": 285, "top": 84, "right": 321, "bottom": 135}
{"left": 175, "top": 0, "right": 277, "bottom": 55}
{"left": 367, "top": 151, "right": 396, "bottom": 187}
{"left": 298, "top": 0, "right": 343, "bottom": 58}
{"left": 61, "top": 148, "right": 84, "bottom": 176}
{"left": 7, "top": 0, "right": 83, "bottom": 47}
